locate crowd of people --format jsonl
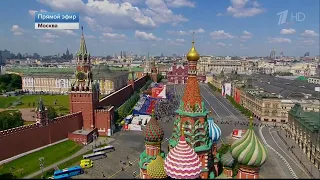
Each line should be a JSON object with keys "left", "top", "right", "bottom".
{"left": 155, "top": 92, "right": 179, "bottom": 123}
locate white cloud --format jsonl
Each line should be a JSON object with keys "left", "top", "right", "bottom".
{"left": 39, "top": 32, "right": 59, "bottom": 43}
{"left": 85, "top": 35, "right": 96, "bottom": 39}
{"left": 268, "top": 37, "right": 292, "bottom": 43}
{"left": 301, "top": 30, "right": 319, "bottom": 37}
{"left": 102, "top": 32, "right": 126, "bottom": 40}
{"left": 240, "top": 31, "right": 252, "bottom": 41}
{"left": 280, "top": 28, "right": 296, "bottom": 34}
{"left": 135, "top": 30, "right": 161, "bottom": 41}
{"left": 300, "top": 39, "right": 315, "bottom": 46}
{"left": 83, "top": 16, "right": 113, "bottom": 32}
{"left": 11, "top": 25, "right": 24, "bottom": 36}
{"left": 210, "top": 30, "right": 235, "bottom": 39}
{"left": 165, "top": 0, "right": 195, "bottom": 8}
{"left": 144, "top": 0, "right": 188, "bottom": 26}
{"left": 216, "top": 13, "right": 223, "bottom": 16}
{"left": 37, "top": 0, "right": 192, "bottom": 29}
{"left": 28, "top": 9, "right": 47, "bottom": 18}
{"left": 167, "top": 30, "right": 189, "bottom": 35}
{"left": 216, "top": 42, "right": 232, "bottom": 48}
{"left": 37, "top": 0, "right": 158, "bottom": 29}
{"left": 189, "top": 28, "right": 205, "bottom": 33}
{"left": 167, "top": 38, "right": 185, "bottom": 45}
{"left": 50, "top": 29, "right": 77, "bottom": 36}
{"left": 227, "top": 0, "right": 264, "bottom": 18}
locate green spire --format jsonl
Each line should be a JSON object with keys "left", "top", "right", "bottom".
{"left": 147, "top": 49, "right": 150, "bottom": 61}
{"left": 78, "top": 26, "right": 87, "bottom": 56}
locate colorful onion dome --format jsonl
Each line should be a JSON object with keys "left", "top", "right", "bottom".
{"left": 147, "top": 155, "right": 167, "bottom": 179}
{"left": 221, "top": 150, "right": 234, "bottom": 168}
{"left": 164, "top": 135, "right": 202, "bottom": 179}
{"left": 144, "top": 110, "right": 164, "bottom": 143}
{"left": 208, "top": 117, "right": 221, "bottom": 143}
{"left": 231, "top": 117, "right": 267, "bottom": 167}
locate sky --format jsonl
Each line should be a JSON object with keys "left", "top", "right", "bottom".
{"left": 0, "top": 0, "right": 319, "bottom": 57}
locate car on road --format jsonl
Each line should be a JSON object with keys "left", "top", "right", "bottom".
{"left": 80, "top": 159, "right": 93, "bottom": 169}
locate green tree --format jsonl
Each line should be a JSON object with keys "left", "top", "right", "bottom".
{"left": 0, "top": 111, "right": 24, "bottom": 131}
{"left": 47, "top": 106, "right": 58, "bottom": 120}
{"left": 0, "top": 74, "right": 22, "bottom": 92}
{"left": 0, "top": 173, "right": 17, "bottom": 179}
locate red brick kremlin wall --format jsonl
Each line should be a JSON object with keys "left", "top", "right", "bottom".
{"left": 0, "top": 112, "right": 83, "bottom": 161}
{"left": 99, "top": 76, "right": 147, "bottom": 107}
{"left": 0, "top": 75, "right": 147, "bottom": 161}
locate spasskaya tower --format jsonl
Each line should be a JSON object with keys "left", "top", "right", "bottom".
{"left": 69, "top": 26, "right": 99, "bottom": 130}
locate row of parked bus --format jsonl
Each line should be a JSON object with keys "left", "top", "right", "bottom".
{"left": 52, "top": 145, "right": 115, "bottom": 179}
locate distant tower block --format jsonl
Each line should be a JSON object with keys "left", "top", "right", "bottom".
{"left": 151, "top": 57, "right": 158, "bottom": 82}
{"left": 35, "top": 98, "right": 48, "bottom": 126}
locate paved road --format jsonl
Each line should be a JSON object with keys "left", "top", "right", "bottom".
{"left": 24, "top": 138, "right": 115, "bottom": 179}
{"left": 197, "top": 83, "right": 312, "bottom": 179}
{"left": 260, "top": 126, "right": 310, "bottom": 179}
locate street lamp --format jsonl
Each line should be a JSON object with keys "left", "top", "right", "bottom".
{"left": 39, "top": 157, "right": 45, "bottom": 179}
{"left": 92, "top": 133, "right": 97, "bottom": 148}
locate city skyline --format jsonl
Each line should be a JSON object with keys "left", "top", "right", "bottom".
{"left": 0, "top": 0, "right": 319, "bottom": 56}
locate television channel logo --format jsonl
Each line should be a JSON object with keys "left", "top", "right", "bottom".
{"left": 35, "top": 12, "right": 80, "bottom": 30}
{"left": 277, "top": 10, "right": 305, "bottom": 25}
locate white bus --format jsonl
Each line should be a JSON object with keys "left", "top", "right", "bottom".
{"left": 93, "top": 145, "right": 115, "bottom": 153}
{"left": 83, "top": 151, "right": 106, "bottom": 160}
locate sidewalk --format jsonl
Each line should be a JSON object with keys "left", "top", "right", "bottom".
{"left": 23, "top": 137, "right": 115, "bottom": 179}
{"left": 278, "top": 130, "right": 320, "bottom": 179}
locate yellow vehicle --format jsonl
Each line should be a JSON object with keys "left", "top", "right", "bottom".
{"left": 80, "top": 159, "right": 93, "bottom": 169}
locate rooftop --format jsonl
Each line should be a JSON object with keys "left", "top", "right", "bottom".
{"left": 239, "top": 74, "right": 320, "bottom": 99}
{"left": 289, "top": 104, "right": 320, "bottom": 132}
{"left": 72, "top": 129, "right": 92, "bottom": 135}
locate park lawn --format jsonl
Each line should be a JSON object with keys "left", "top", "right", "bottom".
{"left": 15, "top": 95, "right": 69, "bottom": 109}
{"left": 0, "top": 96, "right": 18, "bottom": 108}
{"left": 33, "top": 151, "right": 89, "bottom": 179}
{"left": 33, "top": 141, "right": 109, "bottom": 179}
{"left": 23, "top": 121, "right": 35, "bottom": 125}
{"left": 0, "top": 140, "right": 82, "bottom": 178}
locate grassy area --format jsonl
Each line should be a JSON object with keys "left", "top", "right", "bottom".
{"left": 33, "top": 151, "right": 89, "bottom": 179}
{"left": 0, "top": 95, "right": 69, "bottom": 114}
{"left": 33, "top": 141, "right": 109, "bottom": 179}
{"left": 0, "top": 97, "right": 18, "bottom": 108}
{"left": 15, "top": 95, "right": 69, "bottom": 109}
{"left": 0, "top": 140, "right": 82, "bottom": 178}
{"left": 23, "top": 121, "right": 36, "bottom": 125}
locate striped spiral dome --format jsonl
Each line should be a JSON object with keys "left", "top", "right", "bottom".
{"left": 220, "top": 150, "right": 234, "bottom": 168}
{"left": 147, "top": 155, "right": 167, "bottom": 179}
{"left": 231, "top": 127, "right": 267, "bottom": 167}
{"left": 208, "top": 117, "right": 221, "bottom": 143}
{"left": 164, "top": 135, "right": 202, "bottom": 179}
{"left": 144, "top": 114, "right": 164, "bottom": 143}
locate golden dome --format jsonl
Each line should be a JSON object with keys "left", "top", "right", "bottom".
{"left": 186, "top": 32, "right": 200, "bottom": 61}
{"left": 147, "top": 155, "right": 167, "bottom": 179}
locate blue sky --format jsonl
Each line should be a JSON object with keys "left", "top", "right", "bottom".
{"left": 0, "top": 0, "right": 319, "bottom": 57}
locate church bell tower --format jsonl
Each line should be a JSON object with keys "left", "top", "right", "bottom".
{"left": 69, "top": 26, "right": 99, "bottom": 130}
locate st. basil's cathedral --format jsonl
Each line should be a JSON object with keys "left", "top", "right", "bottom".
{"left": 139, "top": 33, "right": 268, "bottom": 179}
